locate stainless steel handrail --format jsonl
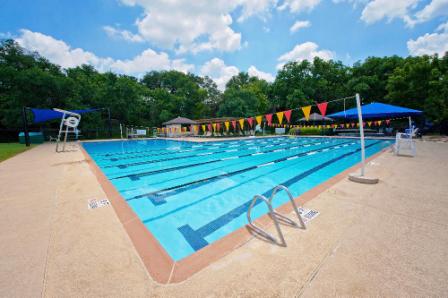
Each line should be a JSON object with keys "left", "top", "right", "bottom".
{"left": 269, "top": 185, "right": 306, "bottom": 230}
{"left": 247, "top": 194, "right": 286, "bottom": 247}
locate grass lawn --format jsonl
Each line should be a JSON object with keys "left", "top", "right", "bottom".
{"left": 0, "top": 143, "right": 35, "bottom": 162}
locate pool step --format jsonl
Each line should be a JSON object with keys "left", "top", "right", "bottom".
{"left": 246, "top": 185, "right": 306, "bottom": 247}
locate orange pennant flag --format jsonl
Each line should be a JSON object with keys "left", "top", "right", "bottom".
{"left": 276, "top": 111, "right": 284, "bottom": 124}
{"left": 238, "top": 118, "right": 245, "bottom": 129}
{"left": 224, "top": 121, "right": 230, "bottom": 131}
{"left": 255, "top": 115, "right": 262, "bottom": 126}
{"left": 301, "top": 105, "right": 312, "bottom": 121}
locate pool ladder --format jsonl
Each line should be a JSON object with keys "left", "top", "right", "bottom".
{"left": 247, "top": 185, "right": 306, "bottom": 247}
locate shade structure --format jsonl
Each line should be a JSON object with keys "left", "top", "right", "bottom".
{"left": 327, "top": 102, "right": 423, "bottom": 120}
{"left": 299, "top": 112, "right": 334, "bottom": 122}
{"left": 162, "top": 116, "right": 197, "bottom": 125}
{"left": 30, "top": 108, "right": 100, "bottom": 124}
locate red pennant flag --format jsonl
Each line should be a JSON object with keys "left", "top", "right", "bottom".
{"left": 350, "top": 122, "right": 355, "bottom": 128}
{"left": 284, "top": 110, "right": 292, "bottom": 123}
{"left": 386, "top": 119, "right": 391, "bottom": 125}
{"left": 231, "top": 120, "right": 236, "bottom": 129}
{"left": 208, "top": 123, "right": 212, "bottom": 131}
{"left": 265, "top": 113, "right": 273, "bottom": 126}
{"left": 247, "top": 117, "right": 253, "bottom": 127}
{"left": 216, "top": 123, "right": 221, "bottom": 131}
{"left": 340, "top": 124, "right": 344, "bottom": 128}
{"left": 317, "top": 102, "right": 328, "bottom": 117}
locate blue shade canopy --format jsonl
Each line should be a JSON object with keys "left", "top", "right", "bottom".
{"left": 327, "top": 102, "right": 423, "bottom": 120}
{"left": 30, "top": 108, "right": 100, "bottom": 123}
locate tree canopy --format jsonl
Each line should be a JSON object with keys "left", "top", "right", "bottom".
{"left": 1, "top": 39, "right": 447, "bottom": 134}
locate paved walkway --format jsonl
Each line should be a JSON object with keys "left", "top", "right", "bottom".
{"left": 0, "top": 140, "right": 447, "bottom": 297}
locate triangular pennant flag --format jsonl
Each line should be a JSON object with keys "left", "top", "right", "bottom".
{"left": 224, "top": 121, "right": 230, "bottom": 131}
{"left": 378, "top": 120, "right": 382, "bottom": 126}
{"left": 351, "top": 122, "right": 355, "bottom": 128}
{"left": 276, "top": 111, "right": 284, "bottom": 124}
{"left": 255, "top": 115, "right": 262, "bottom": 126}
{"left": 265, "top": 114, "right": 273, "bottom": 126}
{"left": 231, "top": 120, "right": 237, "bottom": 129}
{"left": 301, "top": 106, "right": 312, "bottom": 121}
{"left": 284, "top": 110, "right": 292, "bottom": 123}
{"left": 247, "top": 117, "right": 253, "bottom": 127}
{"left": 340, "top": 124, "right": 344, "bottom": 128}
{"left": 367, "top": 121, "right": 372, "bottom": 127}
{"left": 212, "top": 123, "right": 217, "bottom": 131}
{"left": 317, "top": 102, "right": 328, "bottom": 117}
{"left": 386, "top": 119, "right": 391, "bottom": 125}
{"left": 208, "top": 123, "right": 212, "bottom": 131}
{"left": 345, "top": 123, "right": 350, "bottom": 128}
{"left": 238, "top": 118, "right": 245, "bottom": 129}
{"left": 216, "top": 123, "right": 221, "bottom": 131}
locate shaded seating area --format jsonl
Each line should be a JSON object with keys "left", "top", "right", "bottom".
{"left": 161, "top": 117, "right": 197, "bottom": 137}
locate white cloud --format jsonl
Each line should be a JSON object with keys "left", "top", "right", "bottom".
{"left": 290, "top": 20, "right": 311, "bottom": 33}
{"left": 332, "top": 0, "right": 368, "bottom": 8}
{"left": 237, "top": 0, "right": 278, "bottom": 22}
{"left": 437, "top": 21, "right": 448, "bottom": 32}
{"left": 103, "top": 26, "right": 144, "bottom": 43}
{"left": 200, "top": 58, "right": 239, "bottom": 90}
{"left": 0, "top": 32, "right": 13, "bottom": 39}
{"left": 277, "top": 41, "right": 334, "bottom": 69}
{"left": 278, "top": 0, "right": 321, "bottom": 13}
{"left": 109, "top": 49, "right": 194, "bottom": 74}
{"left": 115, "top": 0, "right": 280, "bottom": 54}
{"left": 248, "top": 66, "right": 275, "bottom": 82}
{"left": 413, "top": 0, "right": 448, "bottom": 24}
{"left": 407, "top": 31, "right": 448, "bottom": 56}
{"left": 15, "top": 29, "right": 193, "bottom": 75}
{"left": 360, "top": 0, "right": 420, "bottom": 25}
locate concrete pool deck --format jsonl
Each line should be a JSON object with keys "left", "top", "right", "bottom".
{"left": 1, "top": 138, "right": 447, "bottom": 297}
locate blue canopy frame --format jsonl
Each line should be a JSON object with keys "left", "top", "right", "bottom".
{"left": 327, "top": 102, "right": 423, "bottom": 120}
{"left": 22, "top": 107, "right": 111, "bottom": 146}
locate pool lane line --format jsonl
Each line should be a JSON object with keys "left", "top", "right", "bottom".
{"left": 92, "top": 137, "right": 284, "bottom": 160}
{"left": 140, "top": 141, "right": 358, "bottom": 221}
{"left": 101, "top": 137, "right": 295, "bottom": 168}
{"left": 177, "top": 140, "right": 383, "bottom": 251}
{"left": 108, "top": 138, "right": 318, "bottom": 181}
{"left": 127, "top": 140, "right": 355, "bottom": 202}
{"left": 117, "top": 139, "right": 323, "bottom": 194}
{"left": 103, "top": 137, "right": 308, "bottom": 169}
{"left": 104, "top": 137, "right": 286, "bottom": 162}
{"left": 111, "top": 139, "right": 341, "bottom": 182}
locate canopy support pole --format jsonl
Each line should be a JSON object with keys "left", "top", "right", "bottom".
{"left": 21, "top": 107, "right": 30, "bottom": 147}
{"left": 348, "top": 94, "right": 379, "bottom": 184}
{"left": 107, "top": 108, "right": 112, "bottom": 138}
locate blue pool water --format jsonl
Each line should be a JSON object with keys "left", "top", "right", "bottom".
{"left": 83, "top": 137, "right": 392, "bottom": 260}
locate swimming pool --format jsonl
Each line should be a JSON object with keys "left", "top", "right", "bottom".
{"left": 83, "top": 136, "right": 392, "bottom": 261}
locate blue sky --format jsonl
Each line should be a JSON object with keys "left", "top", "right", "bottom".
{"left": 1, "top": 0, "right": 447, "bottom": 89}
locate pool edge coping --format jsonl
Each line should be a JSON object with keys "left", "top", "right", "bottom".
{"left": 80, "top": 140, "right": 392, "bottom": 284}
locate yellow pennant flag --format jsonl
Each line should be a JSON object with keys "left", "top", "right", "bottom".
{"left": 327, "top": 125, "right": 331, "bottom": 128}
{"left": 367, "top": 121, "right": 372, "bottom": 127}
{"left": 239, "top": 118, "right": 245, "bottom": 129}
{"left": 276, "top": 111, "right": 284, "bottom": 124}
{"left": 301, "top": 105, "right": 312, "bottom": 121}
{"left": 345, "top": 123, "right": 350, "bottom": 128}
{"left": 224, "top": 121, "right": 230, "bottom": 131}
{"left": 255, "top": 115, "right": 262, "bottom": 126}
{"left": 378, "top": 120, "right": 382, "bottom": 126}
{"left": 212, "top": 123, "right": 217, "bottom": 131}
{"left": 201, "top": 124, "right": 206, "bottom": 132}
